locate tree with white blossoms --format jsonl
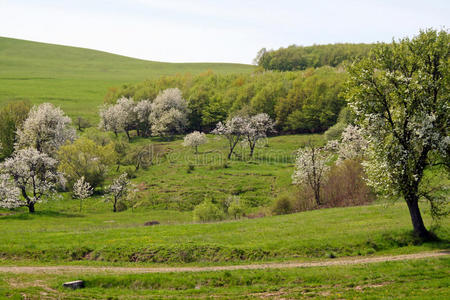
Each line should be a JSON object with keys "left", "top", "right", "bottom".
{"left": 212, "top": 116, "right": 247, "bottom": 159}
{"left": 99, "top": 97, "right": 137, "bottom": 140}
{"left": 326, "top": 124, "right": 368, "bottom": 163}
{"left": 73, "top": 176, "right": 93, "bottom": 212}
{"left": 0, "top": 174, "right": 21, "bottom": 209}
{"left": 107, "top": 173, "right": 134, "bottom": 212}
{"left": 16, "top": 103, "right": 76, "bottom": 156}
{"left": 150, "top": 88, "right": 189, "bottom": 136}
{"left": 243, "top": 113, "right": 275, "bottom": 157}
{"left": 134, "top": 99, "right": 152, "bottom": 137}
{"left": 0, "top": 148, "right": 63, "bottom": 213}
{"left": 292, "top": 145, "right": 331, "bottom": 206}
{"left": 346, "top": 29, "right": 449, "bottom": 239}
{"left": 183, "top": 131, "right": 207, "bottom": 153}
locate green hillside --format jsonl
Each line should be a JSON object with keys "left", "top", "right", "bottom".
{"left": 0, "top": 37, "right": 254, "bottom": 120}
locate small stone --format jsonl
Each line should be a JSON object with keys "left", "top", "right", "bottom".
{"left": 63, "top": 280, "right": 85, "bottom": 289}
{"left": 144, "top": 221, "right": 160, "bottom": 226}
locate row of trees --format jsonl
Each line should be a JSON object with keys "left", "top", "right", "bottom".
{"left": 255, "top": 43, "right": 374, "bottom": 71}
{"left": 104, "top": 67, "right": 346, "bottom": 133}
{"left": 99, "top": 88, "right": 189, "bottom": 139}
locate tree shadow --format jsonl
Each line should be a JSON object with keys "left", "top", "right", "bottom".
{"left": 0, "top": 210, "right": 83, "bottom": 220}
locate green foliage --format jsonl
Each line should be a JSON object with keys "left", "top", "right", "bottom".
{"left": 57, "top": 137, "right": 117, "bottom": 188}
{"left": 256, "top": 43, "right": 375, "bottom": 71}
{"left": 0, "top": 100, "right": 31, "bottom": 158}
{"left": 193, "top": 199, "right": 225, "bottom": 222}
{"left": 107, "top": 67, "right": 346, "bottom": 133}
{"left": 346, "top": 28, "right": 450, "bottom": 238}
{"left": 272, "top": 194, "right": 294, "bottom": 215}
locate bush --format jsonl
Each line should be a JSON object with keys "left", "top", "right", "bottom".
{"left": 272, "top": 194, "right": 294, "bottom": 215}
{"left": 324, "top": 121, "right": 346, "bottom": 140}
{"left": 193, "top": 199, "right": 224, "bottom": 222}
{"left": 291, "top": 188, "right": 317, "bottom": 212}
{"left": 322, "top": 159, "right": 374, "bottom": 207}
{"left": 226, "top": 196, "right": 246, "bottom": 219}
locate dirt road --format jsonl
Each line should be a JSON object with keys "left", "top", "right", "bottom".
{"left": 0, "top": 251, "right": 447, "bottom": 274}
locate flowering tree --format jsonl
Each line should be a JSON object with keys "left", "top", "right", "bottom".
{"left": 134, "top": 99, "right": 152, "bottom": 137}
{"left": 150, "top": 88, "right": 189, "bottom": 136}
{"left": 346, "top": 29, "right": 449, "bottom": 238}
{"left": 212, "top": 116, "right": 247, "bottom": 159}
{"left": 0, "top": 174, "right": 21, "bottom": 209}
{"left": 183, "top": 131, "right": 207, "bottom": 153}
{"left": 0, "top": 148, "right": 63, "bottom": 213}
{"left": 16, "top": 103, "right": 76, "bottom": 155}
{"left": 106, "top": 173, "right": 133, "bottom": 212}
{"left": 99, "top": 98, "right": 137, "bottom": 140}
{"left": 326, "top": 124, "right": 368, "bottom": 163}
{"left": 243, "top": 113, "right": 275, "bottom": 157}
{"left": 73, "top": 176, "right": 93, "bottom": 212}
{"left": 292, "top": 145, "right": 330, "bottom": 206}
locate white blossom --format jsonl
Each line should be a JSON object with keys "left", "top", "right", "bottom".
{"left": 1, "top": 148, "right": 62, "bottom": 212}
{"left": 183, "top": 131, "right": 207, "bottom": 153}
{"left": 73, "top": 176, "right": 93, "bottom": 200}
{"left": 212, "top": 116, "right": 247, "bottom": 159}
{"left": 292, "top": 146, "right": 331, "bottom": 205}
{"left": 16, "top": 103, "right": 76, "bottom": 155}
{"left": 0, "top": 174, "right": 21, "bottom": 209}
{"left": 106, "top": 173, "right": 135, "bottom": 212}
{"left": 242, "top": 113, "right": 275, "bottom": 157}
{"left": 150, "top": 88, "right": 189, "bottom": 136}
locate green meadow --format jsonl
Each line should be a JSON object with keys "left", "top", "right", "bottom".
{"left": 0, "top": 37, "right": 254, "bottom": 121}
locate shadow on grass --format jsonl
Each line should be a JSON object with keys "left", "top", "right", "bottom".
{"left": 0, "top": 210, "right": 83, "bottom": 220}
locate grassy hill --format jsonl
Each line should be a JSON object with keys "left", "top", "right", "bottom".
{"left": 0, "top": 37, "right": 255, "bottom": 120}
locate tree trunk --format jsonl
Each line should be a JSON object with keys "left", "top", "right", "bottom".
{"left": 125, "top": 130, "right": 131, "bottom": 141}
{"left": 113, "top": 198, "right": 117, "bottom": 212}
{"left": 28, "top": 202, "right": 35, "bottom": 213}
{"left": 405, "top": 196, "right": 430, "bottom": 239}
{"left": 249, "top": 144, "right": 255, "bottom": 158}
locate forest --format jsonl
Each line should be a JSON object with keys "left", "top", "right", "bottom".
{"left": 105, "top": 66, "right": 347, "bottom": 134}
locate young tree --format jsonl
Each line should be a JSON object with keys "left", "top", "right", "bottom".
{"left": 57, "top": 137, "right": 117, "bottom": 189}
{"left": 183, "top": 131, "right": 207, "bottom": 153}
{"left": 0, "top": 101, "right": 31, "bottom": 158}
{"left": 73, "top": 176, "right": 93, "bottom": 212}
{"left": 1, "top": 148, "right": 63, "bottom": 213}
{"left": 116, "top": 97, "right": 137, "bottom": 141}
{"left": 106, "top": 173, "right": 134, "bottom": 212}
{"left": 75, "top": 117, "right": 91, "bottom": 132}
{"left": 212, "top": 116, "right": 247, "bottom": 159}
{"left": 16, "top": 103, "right": 76, "bottom": 155}
{"left": 346, "top": 29, "right": 449, "bottom": 238}
{"left": 150, "top": 88, "right": 189, "bottom": 136}
{"left": 292, "top": 145, "right": 330, "bottom": 206}
{"left": 0, "top": 174, "right": 21, "bottom": 209}
{"left": 243, "top": 113, "right": 275, "bottom": 157}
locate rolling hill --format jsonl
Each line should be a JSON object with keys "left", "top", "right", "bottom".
{"left": 0, "top": 37, "right": 255, "bottom": 120}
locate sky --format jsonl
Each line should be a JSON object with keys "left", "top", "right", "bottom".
{"left": 0, "top": 0, "right": 448, "bottom": 64}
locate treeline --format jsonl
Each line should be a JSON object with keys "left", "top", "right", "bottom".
{"left": 255, "top": 43, "right": 375, "bottom": 71}
{"left": 105, "top": 67, "right": 347, "bottom": 133}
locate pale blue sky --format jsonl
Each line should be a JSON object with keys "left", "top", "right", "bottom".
{"left": 0, "top": 0, "right": 448, "bottom": 63}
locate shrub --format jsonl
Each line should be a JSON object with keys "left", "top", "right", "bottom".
{"left": 186, "top": 164, "right": 195, "bottom": 173}
{"left": 226, "top": 196, "right": 246, "bottom": 219}
{"left": 324, "top": 121, "right": 346, "bottom": 141}
{"left": 291, "top": 188, "right": 317, "bottom": 212}
{"left": 322, "top": 159, "right": 374, "bottom": 207}
{"left": 272, "top": 194, "right": 294, "bottom": 215}
{"left": 193, "top": 199, "right": 224, "bottom": 222}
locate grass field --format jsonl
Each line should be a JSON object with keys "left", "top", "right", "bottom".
{"left": 1, "top": 258, "right": 448, "bottom": 299}
{"left": 1, "top": 133, "right": 448, "bottom": 264}
{"left": 0, "top": 37, "right": 254, "bottom": 121}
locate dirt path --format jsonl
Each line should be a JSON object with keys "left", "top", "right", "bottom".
{"left": 0, "top": 251, "right": 447, "bottom": 274}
